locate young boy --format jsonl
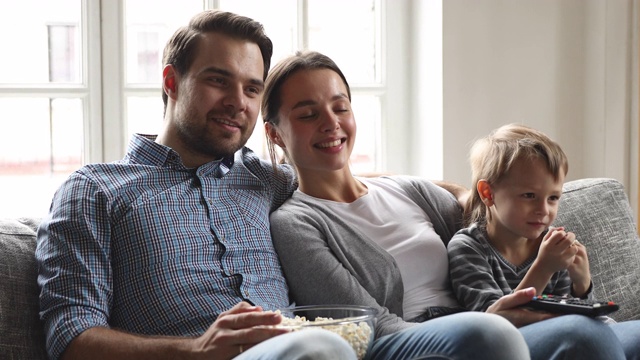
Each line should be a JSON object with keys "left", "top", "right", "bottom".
{"left": 447, "top": 123, "right": 592, "bottom": 313}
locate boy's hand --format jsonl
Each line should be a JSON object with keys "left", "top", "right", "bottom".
{"left": 567, "top": 239, "right": 591, "bottom": 297}
{"left": 536, "top": 227, "right": 578, "bottom": 274}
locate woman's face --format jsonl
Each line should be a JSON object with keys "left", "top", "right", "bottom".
{"left": 272, "top": 68, "right": 356, "bottom": 176}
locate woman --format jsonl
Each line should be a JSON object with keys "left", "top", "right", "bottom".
{"left": 261, "top": 51, "right": 637, "bottom": 360}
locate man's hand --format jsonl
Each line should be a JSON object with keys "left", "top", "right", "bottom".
{"left": 486, "top": 287, "right": 557, "bottom": 327}
{"left": 191, "top": 302, "right": 291, "bottom": 360}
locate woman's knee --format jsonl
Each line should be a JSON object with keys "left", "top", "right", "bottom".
{"left": 453, "top": 312, "right": 529, "bottom": 359}
{"left": 409, "top": 312, "right": 529, "bottom": 360}
{"left": 282, "top": 328, "right": 357, "bottom": 360}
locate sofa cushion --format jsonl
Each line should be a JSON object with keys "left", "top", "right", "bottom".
{"left": 555, "top": 178, "right": 640, "bottom": 322}
{"left": 0, "top": 217, "right": 47, "bottom": 360}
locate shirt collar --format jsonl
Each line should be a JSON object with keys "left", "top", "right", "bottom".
{"left": 126, "top": 134, "right": 234, "bottom": 177}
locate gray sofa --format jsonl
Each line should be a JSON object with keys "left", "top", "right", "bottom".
{"left": 1, "top": 178, "right": 640, "bottom": 359}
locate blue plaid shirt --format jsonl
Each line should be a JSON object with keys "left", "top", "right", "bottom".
{"left": 36, "top": 134, "right": 297, "bottom": 360}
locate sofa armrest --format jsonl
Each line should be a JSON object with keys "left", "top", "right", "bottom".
{"left": 0, "top": 217, "right": 47, "bottom": 360}
{"left": 556, "top": 178, "right": 640, "bottom": 322}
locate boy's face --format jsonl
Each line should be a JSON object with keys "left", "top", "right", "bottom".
{"left": 489, "top": 156, "right": 565, "bottom": 241}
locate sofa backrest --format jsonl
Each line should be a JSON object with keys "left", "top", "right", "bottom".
{"left": 0, "top": 217, "right": 47, "bottom": 359}
{"left": 555, "top": 178, "right": 640, "bottom": 322}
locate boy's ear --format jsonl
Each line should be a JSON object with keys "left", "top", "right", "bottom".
{"left": 477, "top": 180, "right": 494, "bottom": 206}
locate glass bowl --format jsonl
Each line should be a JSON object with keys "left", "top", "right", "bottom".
{"left": 274, "top": 305, "right": 377, "bottom": 359}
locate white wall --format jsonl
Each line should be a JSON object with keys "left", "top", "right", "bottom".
{"left": 438, "top": 0, "right": 638, "bottom": 218}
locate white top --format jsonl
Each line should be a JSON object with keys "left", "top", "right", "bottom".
{"left": 296, "top": 177, "right": 458, "bottom": 319}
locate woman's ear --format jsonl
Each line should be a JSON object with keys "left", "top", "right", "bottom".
{"left": 477, "top": 180, "right": 494, "bottom": 206}
{"left": 265, "top": 122, "right": 285, "bottom": 148}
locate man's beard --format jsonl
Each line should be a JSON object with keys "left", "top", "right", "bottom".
{"left": 177, "top": 107, "right": 255, "bottom": 160}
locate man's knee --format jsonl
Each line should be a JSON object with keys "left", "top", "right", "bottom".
{"left": 242, "top": 328, "right": 356, "bottom": 360}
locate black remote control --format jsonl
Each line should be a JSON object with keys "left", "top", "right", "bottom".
{"left": 523, "top": 294, "right": 619, "bottom": 317}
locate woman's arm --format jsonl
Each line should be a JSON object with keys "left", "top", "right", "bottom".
{"left": 431, "top": 180, "right": 471, "bottom": 210}
{"left": 270, "top": 206, "right": 415, "bottom": 338}
{"left": 486, "top": 288, "right": 556, "bottom": 327}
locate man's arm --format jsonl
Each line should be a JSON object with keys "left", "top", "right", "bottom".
{"left": 62, "top": 327, "right": 192, "bottom": 360}
{"left": 62, "top": 302, "right": 290, "bottom": 360}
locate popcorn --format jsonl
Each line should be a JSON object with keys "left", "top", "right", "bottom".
{"left": 275, "top": 311, "right": 373, "bottom": 360}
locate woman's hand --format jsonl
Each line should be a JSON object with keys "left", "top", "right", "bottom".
{"left": 486, "top": 287, "right": 557, "bottom": 327}
{"left": 191, "top": 302, "right": 291, "bottom": 360}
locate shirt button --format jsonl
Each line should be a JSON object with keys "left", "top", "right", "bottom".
{"left": 244, "top": 290, "right": 250, "bottom": 297}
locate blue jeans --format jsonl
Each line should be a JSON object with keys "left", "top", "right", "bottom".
{"left": 520, "top": 315, "right": 640, "bottom": 360}
{"left": 609, "top": 319, "right": 640, "bottom": 360}
{"left": 235, "top": 328, "right": 357, "bottom": 360}
{"left": 367, "top": 312, "right": 529, "bottom": 360}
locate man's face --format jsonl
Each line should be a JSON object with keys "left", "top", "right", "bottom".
{"left": 170, "top": 32, "right": 264, "bottom": 163}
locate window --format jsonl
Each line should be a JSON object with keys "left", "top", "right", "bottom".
{"left": 119, "top": 0, "right": 383, "bottom": 173}
{"left": 48, "top": 25, "right": 80, "bottom": 83}
{"left": 1, "top": 0, "right": 439, "bottom": 218}
{"left": 0, "top": 0, "right": 85, "bottom": 217}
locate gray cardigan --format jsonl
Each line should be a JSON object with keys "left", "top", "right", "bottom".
{"left": 269, "top": 176, "right": 463, "bottom": 338}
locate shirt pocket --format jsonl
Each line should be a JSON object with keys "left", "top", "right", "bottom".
{"left": 228, "top": 186, "right": 271, "bottom": 232}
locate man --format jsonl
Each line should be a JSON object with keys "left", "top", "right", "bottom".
{"left": 36, "top": 10, "right": 355, "bottom": 360}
